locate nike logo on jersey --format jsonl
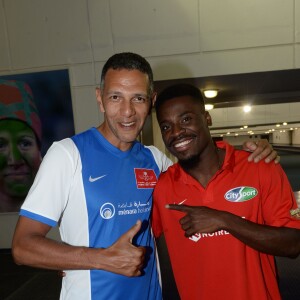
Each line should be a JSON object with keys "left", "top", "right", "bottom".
{"left": 178, "top": 199, "right": 187, "bottom": 205}
{"left": 89, "top": 175, "right": 107, "bottom": 182}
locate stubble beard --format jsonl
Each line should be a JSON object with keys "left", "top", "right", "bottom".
{"left": 178, "top": 152, "right": 201, "bottom": 171}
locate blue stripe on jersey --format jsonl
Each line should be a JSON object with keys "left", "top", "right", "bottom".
{"left": 71, "top": 128, "right": 162, "bottom": 300}
{"left": 20, "top": 209, "right": 57, "bottom": 227}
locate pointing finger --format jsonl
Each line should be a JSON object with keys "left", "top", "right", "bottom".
{"left": 166, "top": 204, "right": 191, "bottom": 212}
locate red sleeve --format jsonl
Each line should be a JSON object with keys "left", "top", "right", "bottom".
{"left": 151, "top": 183, "right": 164, "bottom": 238}
{"left": 259, "top": 162, "right": 300, "bottom": 229}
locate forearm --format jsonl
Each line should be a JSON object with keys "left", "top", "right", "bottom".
{"left": 12, "top": 217, "right": 144, "bottom": 276}
{"left": 221, "top": 211, "right": 300, "bottom": 258}
{"left": 12, "top": 234, "right": 102, "bottom": 270}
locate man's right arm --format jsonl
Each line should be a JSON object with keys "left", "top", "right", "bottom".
{"left": 12, "top": 216, "right": 145, "bottom": 277}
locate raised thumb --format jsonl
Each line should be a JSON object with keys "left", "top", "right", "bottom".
{"left": 127, "top": 220, "right": 142, "bottom": 243}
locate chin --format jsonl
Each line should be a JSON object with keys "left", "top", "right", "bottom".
{"left": 178, "top": 154, "right": 200, "bottom": 169}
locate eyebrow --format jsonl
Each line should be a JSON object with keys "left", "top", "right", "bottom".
{"left": 106, "top": 91, "right": 148, "bottom": 97}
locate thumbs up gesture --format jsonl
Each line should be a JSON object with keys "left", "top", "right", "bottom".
{"left": 99, "top": 220, "right": 146, "bottom": 277}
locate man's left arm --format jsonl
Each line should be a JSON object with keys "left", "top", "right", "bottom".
{"left": 213, "top": 210, "right": 300, "bottom": 258}
{"left": 166, "top": 204, "right": 300, "bottom": 258}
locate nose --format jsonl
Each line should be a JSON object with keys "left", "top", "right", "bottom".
{"left": 120, "top": 100, "right": 135, "bottom": 117}
{"left": 171, "top": 123, "right": 186, "bottom": 137}
{"left": 7, "top": 144, "right": 23, "bottom": 165}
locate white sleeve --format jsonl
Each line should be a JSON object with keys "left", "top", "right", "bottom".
{"left": 146, "top": 145, "right": 173, "bottom": 172}
{"left": 21, "top": 138, "right": 79, "bottom": 224}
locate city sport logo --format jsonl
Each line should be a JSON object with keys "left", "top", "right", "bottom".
{"left": 224, "top": 187, "right": 258, "bottom": 202}
{"left": 100, "top": 203, "right": 115, "bottom": 219}
{"left": 134, "top": 168, "right": 157, "bottom": 189}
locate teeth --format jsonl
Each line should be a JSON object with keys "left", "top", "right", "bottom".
{"left": 174, "top": 139, "right": 191, "bottom": 148}
{"left": 122, "top": 122, "right": 135, "bottom": 127}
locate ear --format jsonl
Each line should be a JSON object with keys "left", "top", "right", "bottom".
{"left": 96, "top": 87, "right": 105, "bottom": 113}
{"left": 205, "top": 111, "right": 212, "bottom": 126}
{"left": 149, "top": 92, "right": 157, "bottom": 114}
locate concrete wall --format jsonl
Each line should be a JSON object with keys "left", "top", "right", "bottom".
{"left": 293, "top": 128, "right": 300, "bottom": 145}
{"left": 1, "top": 0, "right": 300, "bottom": 248}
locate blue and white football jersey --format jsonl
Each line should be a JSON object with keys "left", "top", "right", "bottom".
{"left": 20, "top": 127, "right": 172, "bottom": 300}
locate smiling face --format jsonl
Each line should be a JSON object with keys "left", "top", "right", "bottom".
{"left": 0, "top": 119, "right": 41, "bottom": 204}
{"left": 96, "top": 69, "right": 155, "bottom": 151}
{"left": 156, "top": 95, "right": 213, "bottom": 163}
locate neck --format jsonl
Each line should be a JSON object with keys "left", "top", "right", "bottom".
{"left": 179, "top": 144, "right": 224, "bottom": 187}
{"left": 97, "top": 124, "right": 134, "bottom": 152}
{"left": 0, "top": 191, "right": 23, "bottom": 213}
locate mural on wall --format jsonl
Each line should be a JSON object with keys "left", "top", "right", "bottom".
{"left": 0, "top": 70, "right": 74, "bottom": 213}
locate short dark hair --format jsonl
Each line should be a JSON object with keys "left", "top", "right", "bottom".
{"left": 155, "top": 83, "right": 205, "bottom": 112}
{"left": 100, "top": 52, "right": 154, "bottom": 95}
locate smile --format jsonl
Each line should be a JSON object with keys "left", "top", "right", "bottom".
{"left": 121, "top": 122, "right": 135, "bottom": 127}
{"left": 174, "top": 139, "right": 193, "bottom": 148}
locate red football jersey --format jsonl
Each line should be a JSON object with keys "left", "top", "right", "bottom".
{"left": 152, "top": 141, "right": 300, "bottom": 300}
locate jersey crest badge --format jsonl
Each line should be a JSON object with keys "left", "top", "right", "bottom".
{"left": 290, "top": 208, "right": 300, "bottom": 219}
{"left": 134, "top": 168, "right": 157, "bottom": 189}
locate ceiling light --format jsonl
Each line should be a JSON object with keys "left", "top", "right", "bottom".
{"left": 243, "top": 105, "right": 252, "bottom": 113}
{"left": 276, "top": 124, "right": 280, "bottom": 127}
{"left": 243, "top": 125, "right": 248, "bottom": 128}
{"left": 205, "top": 104, "right": 214, "bottom": 110}
{"left": 283, "top": 122, "right": 287, "bottom": 126}
{"left": 204, "top": 90, "right": 218, "bottom": 98}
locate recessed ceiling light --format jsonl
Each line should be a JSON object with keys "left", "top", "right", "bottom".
{"left": 283, "top": 122, "right": 287, "bottom": 125}
{"left": 243, "top": 105, "right": 252, "bottom": 113}
{"left": 205, "top": 104, "right": 214, "bottom": 110}
{"left": 204, "top": 90, "right": 218, "bottom": 98}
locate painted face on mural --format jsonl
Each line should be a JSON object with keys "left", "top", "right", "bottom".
{"left": 0, "top": 119, "right": 41, "bottom": 211}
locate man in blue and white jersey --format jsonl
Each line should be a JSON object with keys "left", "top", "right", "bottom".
{"left": 12, "top": 52, "right": 278, "bottom": 300}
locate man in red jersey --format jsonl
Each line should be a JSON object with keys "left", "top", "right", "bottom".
{"left": 152, "top": 83, "right": 300, "bottom": 300}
